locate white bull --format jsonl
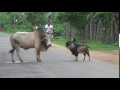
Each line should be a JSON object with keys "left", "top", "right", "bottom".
{"left": 9, "top": 29, "right": 52, "bottom": 62}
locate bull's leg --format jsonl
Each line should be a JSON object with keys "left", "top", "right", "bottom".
{"left": 35, "top": 50, "right": 39, "bottom": 61}
{"left": 38, "top": 51, "right": 42, "bottom": 62}
{"left": 35, "top": 48, "right": 41, "bottom": 62}
{"left": 35, "top": 45, "right": 39, "bottom": 62}
{"left": 9, "top": 48, "right": 15, "bottom": 62}
{"left": 11, "top": 51, "right": 15, "bottom": 62}
{"left": 75, "top": 56, "right": 78, "bottom": 61}
{"left": 35, "top": 41, "right": 42, "bottom": 62}
{"left": 16, "top": 48, "right": 23, "bottom": 62}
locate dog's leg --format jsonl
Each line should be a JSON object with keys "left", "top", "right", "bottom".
{"left": 86, "top": 50, "right": 90, "bottom": 61}
{"left": 83, "top": 53, "right": 86, "bottom": 61}
{"left": 75, "top": 56, "right": 78, "bottom": 61}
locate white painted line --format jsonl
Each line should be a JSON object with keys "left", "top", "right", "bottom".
{"left": 6, "top": 61, "right": 21, "bottom": 63}
{"left": 6, "top": 61, "right": 33, "bottom": 63}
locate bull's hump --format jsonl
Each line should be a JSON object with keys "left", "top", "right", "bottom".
{"left": 16, "top": 32, "right": 30, "bottom": 35}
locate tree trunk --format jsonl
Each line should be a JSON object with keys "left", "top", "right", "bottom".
{"left": 96, "top": 23, "right": 99, "bottom": 40}
{"left": 64, "top": 26, "right": 67, "bottom": 39}
{"left": 90, "top": 23, "right": 92, "bottom": 40}
{"left": 114, "top": 19, "right": 119, "bottom": 42}
{"left": 93, "top": 24, "right": 96, "bottom": 40}
{"left": 85, "top": 23, "right": 89, "bottom": 40}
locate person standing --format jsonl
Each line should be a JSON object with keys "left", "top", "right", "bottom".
{"left": 45, "top": 21, "right": 53, "bottom": 40}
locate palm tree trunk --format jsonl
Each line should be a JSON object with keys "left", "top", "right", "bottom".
{"left": 90, "top": 23, "right": 92, "bottom": 40}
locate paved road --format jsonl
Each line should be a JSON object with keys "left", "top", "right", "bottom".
{"left": 0, "top": 32, "right": 119, "bottom": 78}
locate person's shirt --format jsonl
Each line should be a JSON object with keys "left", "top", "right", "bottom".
{"left": 45, "top": 24, "right": 53, "bottom": 32}
{"left": 38, "top": 24, "right": 43, "bottom": 30}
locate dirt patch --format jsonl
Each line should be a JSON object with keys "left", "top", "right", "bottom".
{"left": 52, "top": 43, "right": 119, "bottom": 66}
{"left": 90, "top": 50, "right": 119, "bottom": 66}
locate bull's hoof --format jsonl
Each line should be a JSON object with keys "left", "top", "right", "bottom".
{"left": 21, "top": 60, "right": 23, "bottom": 62}
{"left": 20, "top": 59, "right": 23, "bottom": 62}
{"left": 12, "top": 59, "right": 15, "bottom": 63}
{"left": 12, "top": 61, "right": 15, "bottom": 63}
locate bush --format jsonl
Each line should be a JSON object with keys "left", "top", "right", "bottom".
{"left": 3, "top": 24, "right": 33, "bottom": 34}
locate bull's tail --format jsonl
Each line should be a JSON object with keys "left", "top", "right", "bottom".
{"left": 9, "top": 49, "right": 15, "bottom": 54}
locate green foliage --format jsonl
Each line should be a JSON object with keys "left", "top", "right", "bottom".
{"left": 0, "top": 12, "right": 119, "bottom": 45}
{"left": 25, "top": 12, "right": 46, "bottom": 25}
{"left": 0, "top": 12, "right": 47, "bottom": 33}
{"left": 54, "top": 12, "right": 87, "bottom": 30}
{"left": 53, "top": 23, "right": 64, "bottom": 36}
{"left": 0, "top": 12, "right": 12, "bottom": 26}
